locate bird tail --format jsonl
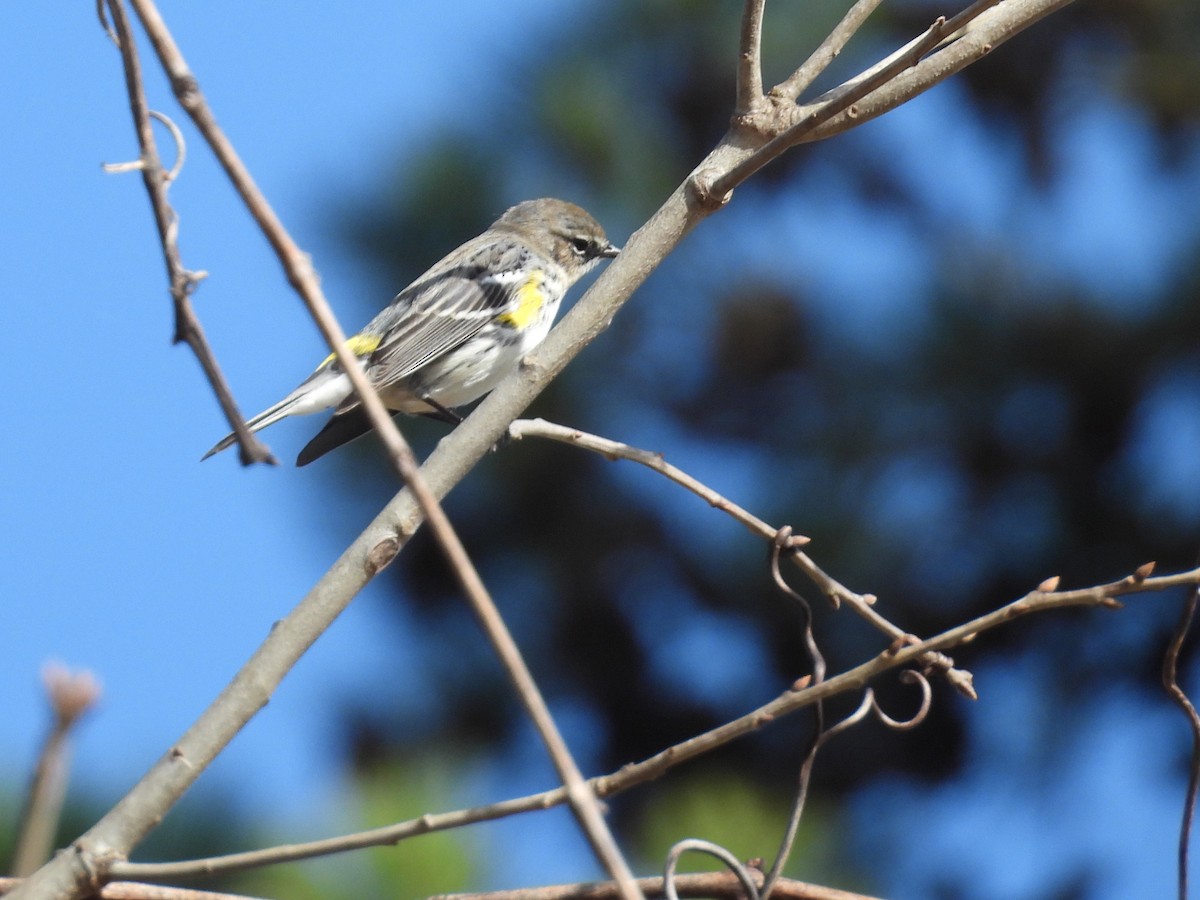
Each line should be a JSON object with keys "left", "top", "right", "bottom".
{"left": 295, "top": 407, "right": 381, "bottom": 466}
{"left": 200, "top": 395, "right": 305, "bottom": 461}
{"left": 201, "top": 367, "right": 351, "bottom": 461}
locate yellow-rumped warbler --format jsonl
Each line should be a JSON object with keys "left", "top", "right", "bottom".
{"left": 203, "top": 198, "right": 618, "bottom": 466}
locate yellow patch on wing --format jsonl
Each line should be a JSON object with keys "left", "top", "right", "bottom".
{"left": 497, "top": 271, "right": 545, "bottom": 329}
{"left": 321, "top": 332, "right": 381, "bottom": 367}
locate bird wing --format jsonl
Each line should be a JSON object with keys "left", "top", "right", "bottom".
{"left": 361, "top": 264, "right": 512, "bottom": 387}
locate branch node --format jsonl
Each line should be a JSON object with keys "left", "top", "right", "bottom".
{"left": 886, "top": 633, "right": 920, "bottom": 656}
{"left": 1133, "top": 561, "right": 1157, "bottom": 582}
{"left": 43, "top": 663, "right": 102, "bottom": 727}
{"left": 365, "top": 536, "right": 401, "bottom": 577}
{"left": 688, "top": 168, "right": 733, "bottom": 210}
{"left": 170, "top": 71, "right": 201, "bottom": 107}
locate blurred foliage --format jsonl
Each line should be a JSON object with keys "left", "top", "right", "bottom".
{"left": 630, "top": 767, "right": 867, "bottom": 892}
{"left": 309, "top": 0, "right": 1200, "bottom": 895}
{"left": 232, "top": 754, "right": 479, "bottom": 900}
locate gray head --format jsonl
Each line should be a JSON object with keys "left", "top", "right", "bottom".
{"left": 493, "top": 198, "right": 620, "bottom": 279}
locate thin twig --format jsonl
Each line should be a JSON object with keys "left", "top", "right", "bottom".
{"left": 792, "top": 0, "right": 1070, "bottom": 143}
{"left": 734, "top": 0, "right": 768, "bottom": 116}
{"left": 95, "top": 0, "right": 118, "bottom": 45}
{"left": 101, "top": 0, "right": 272, "bottom": 465}
{"left": 772, "top": 0, "right": 884, "bottom": 102}
{"left": 710, "top": 12, "right": 961, "bottom": 200}
{"left": 10, "top": 665, "right": 101, "bottom": 877}
{"left": 509, "top": 419, "right": 976, "bottom": 698}
{"left": 111, "top": 562, "right": 1190, "bottom": 883}
{"left": 1163, "top": 579, "right": 1200, "bottom": 900}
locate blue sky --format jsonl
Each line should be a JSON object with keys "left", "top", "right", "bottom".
{"left": 4, "top": 3, "right": 1200, "bottom": 897}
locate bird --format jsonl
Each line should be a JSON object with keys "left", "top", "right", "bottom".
{"left": 203, "top": 198, "right": 619, "bottom": 466}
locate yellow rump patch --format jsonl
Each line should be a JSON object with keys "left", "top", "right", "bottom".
{"left": 497, "top": 271, "right": 545, "bottom": 330}
{"left": 321, "top": 333, "right": 381, "bottom": 367}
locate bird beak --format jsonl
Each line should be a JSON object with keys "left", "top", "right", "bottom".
{"left": 601, "top": 241, "right": 620, "bottom": 258}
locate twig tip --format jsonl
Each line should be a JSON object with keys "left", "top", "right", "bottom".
{"left": 42, "top": 662, "right": 102, "bottom": 727}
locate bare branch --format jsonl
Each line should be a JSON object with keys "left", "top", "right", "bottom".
{"left": 794, "top": 0, "right": 1070, "bottom": 141}
{"left": 101, "top": 0, "right": 272, "bottom": 465}
{"left": 509, "top": 419, "right": 976, "bottom": 698}
{"left": 698, "top": 0, "right": 1059, "bottom": 203}
{"left": 772, "top": 0, "right": 884, "bottom": 103}
{"left": 710, "top": 11, "right": 962, "bottom": 200}
{"left": 734, "top": 0, "right": 768, "bottom": 115}
{"left": 10, "top": 665, "right": 101, "bottom": 877}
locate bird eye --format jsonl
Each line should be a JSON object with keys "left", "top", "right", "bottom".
{"left": 570, "top": 236, "right": 592, "bottom": 257}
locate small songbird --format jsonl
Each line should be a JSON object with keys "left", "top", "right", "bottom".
{"left": 203, "top": 198, "right": 619, "bottom": 465}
